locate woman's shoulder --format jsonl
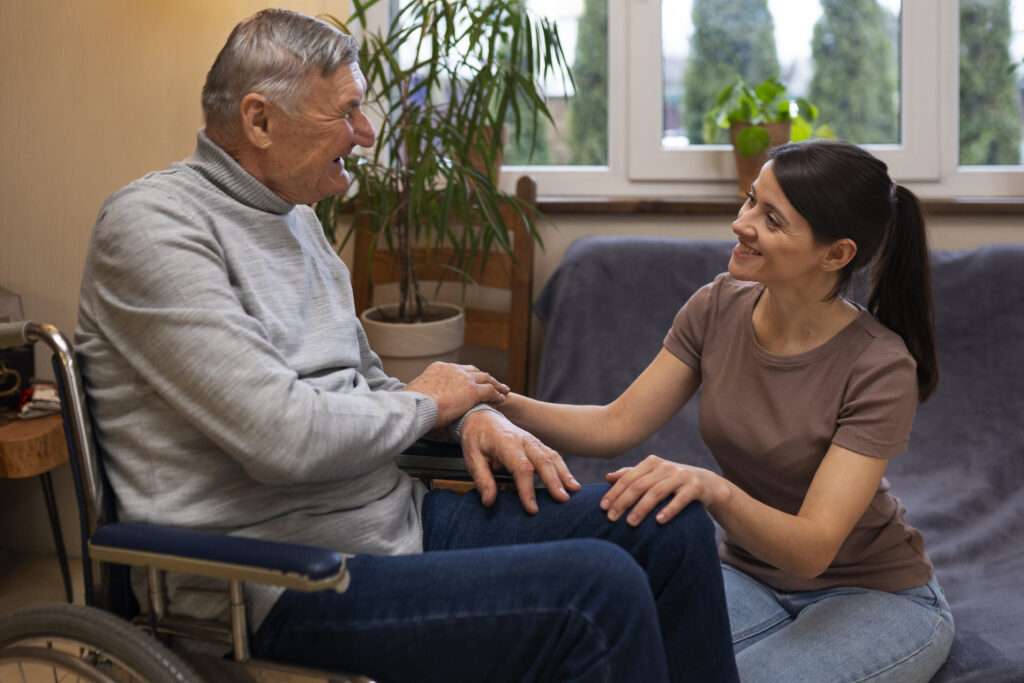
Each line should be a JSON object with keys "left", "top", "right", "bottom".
{"left": 692, "top": 272, "right": 762, "bottom": 316}
{"left": 844, "top": 313, "right": 918, "bottom": 397}
{"left": 851, "top": 312, "right": 915, "bottom": 364}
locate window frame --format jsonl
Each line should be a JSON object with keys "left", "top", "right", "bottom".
{"left": 365, "top": 1, "right": 1024, "bottom": 199}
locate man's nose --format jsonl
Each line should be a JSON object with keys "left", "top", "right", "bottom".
{"left": 353, "top": 116, "right": 376, "bottom": 148}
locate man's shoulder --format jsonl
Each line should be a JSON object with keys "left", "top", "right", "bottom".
{"left": 100, "top": 163, "right": 201, "bottom": 220}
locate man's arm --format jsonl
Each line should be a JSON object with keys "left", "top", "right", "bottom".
{"left": 84, "top": 191, "right": 444, "bottom": 484}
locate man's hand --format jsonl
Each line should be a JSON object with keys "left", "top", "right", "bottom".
{"left": 403, "top": 362, "right": 509, "bottom": 427}
{"left": 460, "top": 410, "right": 581, "bottom": 514}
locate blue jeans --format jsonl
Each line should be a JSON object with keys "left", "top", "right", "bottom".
{"left": 251, "top": 484, "right": 739, "bottom": 682}
{"left": 723, "top": 564, "right": 955, "bottom": 683}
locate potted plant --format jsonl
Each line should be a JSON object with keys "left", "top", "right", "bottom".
{"left": 703, "top": 77, "right": 833, "bottom": 195}
{"left": 317, "top": 0, "right": 572, "bottom": 379}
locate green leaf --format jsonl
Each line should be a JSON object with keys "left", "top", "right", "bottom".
{"left": 795, "top": 98, "right": 818, "bottom": 121}
{"left": 754, "top": 78, "right": 785, "bottom": 105}
{"left": 735, "top": 126, "right": 771, "bottom": 157}
{"left": 813, "top": 124, "right": 837, "bottom": 139}
{"left": 790, "top": 116, "right": 813, "bottom": 142}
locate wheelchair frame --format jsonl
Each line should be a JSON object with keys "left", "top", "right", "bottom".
{"left": 0, "top": 320, "right": 488, "bottom": 682}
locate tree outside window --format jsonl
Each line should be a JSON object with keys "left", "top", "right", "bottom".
{"left": 959, "top": 0, "right": 1024, "bottom": 166}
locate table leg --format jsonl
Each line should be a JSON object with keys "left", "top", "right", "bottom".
{"left": 39, "top": 471, "right": 73, "bottom": 603}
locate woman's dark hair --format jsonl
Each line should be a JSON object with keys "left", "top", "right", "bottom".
{"left": 768, "top": 140, "right": 938, "bottom": 402}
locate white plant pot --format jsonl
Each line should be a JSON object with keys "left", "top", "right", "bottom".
{"left": 360, "top": 303, "right": 465, "bottom": 383}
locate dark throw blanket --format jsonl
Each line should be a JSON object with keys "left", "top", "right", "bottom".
{"left": 534, "top": 236, "right": 1024, "bottom": 683}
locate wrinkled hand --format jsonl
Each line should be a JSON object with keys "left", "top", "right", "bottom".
{"left": 460, "top": 410, "right": 582, "bottom": 514}
{"left": 601, "top": 455, "right": 730, "bottom": 526}
{"left": 404, "top": 362, "right": 509, "bottom": 427}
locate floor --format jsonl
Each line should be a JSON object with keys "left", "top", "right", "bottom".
{"left": 0, "top": 550, "right": 357, "bottom": 682}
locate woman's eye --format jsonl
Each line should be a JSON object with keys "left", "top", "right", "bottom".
{"left": 767, "top": 213, "right": 781, "bottom": 228}
{"left": 745, "top": 191, "right": 756, "bottom": 205}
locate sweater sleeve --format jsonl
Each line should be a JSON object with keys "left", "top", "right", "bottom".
{"left": 85, "top": 189, "right": 437, "bottom": 485}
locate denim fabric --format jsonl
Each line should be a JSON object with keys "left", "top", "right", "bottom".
{"left": 723, "top": 564, "right": 955, "bottom": 683}
{"left": 252, "top": 484, "right": 739, "bottom": 683}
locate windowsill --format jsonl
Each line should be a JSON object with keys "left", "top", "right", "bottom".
{"left": 537, "top": 196, "right": 1024, "bottom": 216}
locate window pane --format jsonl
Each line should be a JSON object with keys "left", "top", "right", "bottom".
{"left": 959, "top": 0, "right": 1024, "bottom": 166}
{"left": 662, "top": 0, "right": 901, "bottom": 148}
{"left": 504, "top": 0, "right": 608, "bottom": 166}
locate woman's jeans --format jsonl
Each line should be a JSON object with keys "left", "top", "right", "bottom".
{"left": 723, "top": 564, "right": 955, "bottom": 683}
{"left": 252, "top": 484, "right": 739, "bottom": 682}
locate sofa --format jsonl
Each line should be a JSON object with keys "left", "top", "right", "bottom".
{"left": 534, "top": 236, "right": 1024, "bottom": 683}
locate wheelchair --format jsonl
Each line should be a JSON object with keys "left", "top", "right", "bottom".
{"left": 0, "top": 321, "right": 495, "bottom": 682}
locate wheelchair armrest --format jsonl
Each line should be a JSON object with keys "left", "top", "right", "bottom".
{"left": 397, "top": 438, "right": 514, "bottom": 483}
{"left": 89, "top": 522, "right": 348, "bottom": 592}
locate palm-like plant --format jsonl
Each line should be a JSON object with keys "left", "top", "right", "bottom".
{"left": 317, "top": 0, "right": 573, "bottom": 323}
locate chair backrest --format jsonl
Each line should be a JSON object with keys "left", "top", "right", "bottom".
{"left": 350, "top": 176, "right": 537, "bottom": 394}
{"left": 0, "top": 322, "right": 116, "bottom": 608}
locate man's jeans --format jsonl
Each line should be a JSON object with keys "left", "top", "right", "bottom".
{"left": 252, "top": 484, "right": 739, "bottom": 682}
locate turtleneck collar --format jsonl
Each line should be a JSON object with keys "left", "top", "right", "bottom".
{"left": 186, "top": 130, "right": 295, "bottom": 216}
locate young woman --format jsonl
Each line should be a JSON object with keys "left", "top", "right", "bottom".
{"left": 498, "top": 141, "right": 955, "bottom": 682}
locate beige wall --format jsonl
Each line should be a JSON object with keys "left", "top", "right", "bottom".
{"left": 0, "top": 0, "right": 1021, "bottom": 556}
{"left": 0, "top": 0, "right": 339, "bottom": 556}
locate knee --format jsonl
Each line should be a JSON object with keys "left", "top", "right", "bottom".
{"left": 563, "top": 539, "right": 654, "bottom": 606}
{"left": 648, "top": 501, "right": 717, "bottom": 556}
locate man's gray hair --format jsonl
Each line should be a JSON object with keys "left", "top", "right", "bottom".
{"left": 202, "top": 9, "right": 358, "bottom": 129}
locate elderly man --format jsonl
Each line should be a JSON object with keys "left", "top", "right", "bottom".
{"left": 76, "top": 9, "right": 737, "bottom": 682}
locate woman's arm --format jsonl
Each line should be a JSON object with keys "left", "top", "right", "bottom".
{"left": 497, "top": 349, "right": 701, "bottom": 458}
{"left": 602, "top": 443, "right": 887, "bottom": 579}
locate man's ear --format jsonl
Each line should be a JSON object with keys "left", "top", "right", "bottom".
{"left": 822, "top": 238, "right": 857, "bottom": 272}
{"left": 239, "top": 93, "right": 272, "bottom": 150}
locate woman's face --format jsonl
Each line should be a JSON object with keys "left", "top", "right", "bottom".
{"left": 728, "top": 161, "right": 832, "bottom": 287}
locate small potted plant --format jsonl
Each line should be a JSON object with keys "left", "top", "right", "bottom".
{"left": 703, "top": 77, "right": 832, "bottom": 195}
{"left": 317, "top": 0, "right": 572, "bottom": 378}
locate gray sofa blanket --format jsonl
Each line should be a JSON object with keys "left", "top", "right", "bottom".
{"left": 534, "top": 236, "right": 1024, "bottom": 682}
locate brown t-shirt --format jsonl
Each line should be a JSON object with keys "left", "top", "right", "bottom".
{"left": 663, "top": 273, "right": 933, "bottom": 593}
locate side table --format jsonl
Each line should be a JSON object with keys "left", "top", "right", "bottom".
{"left": 0, "top": 412, "right": 74, "bottom": 603}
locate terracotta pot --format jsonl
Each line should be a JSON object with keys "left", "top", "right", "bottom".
{"left": 729, "top": 121, "right": 791, "bottom": 197}
{"left": 360, "top": 303, "right": 465, "bottom": 383}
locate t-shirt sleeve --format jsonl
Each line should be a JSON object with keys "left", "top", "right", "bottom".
{"left": 832, "top": 342, "right": 919, "bottom": 459}
{"left": 662, "top": 277, "right": 719, "bottom": 376}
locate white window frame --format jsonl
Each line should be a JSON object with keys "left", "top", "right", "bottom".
{"left": 368, "top": 1, "right": 1024, "bottom": 199}
{"left": 627, "top": 0, "right": 940, "bottom": 183}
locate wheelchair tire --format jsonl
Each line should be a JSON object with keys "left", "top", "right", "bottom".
{"left": 0, "top": 603, "right": 203, "bottom": 683}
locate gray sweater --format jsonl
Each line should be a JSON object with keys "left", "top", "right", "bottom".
{"left": 76, "top": 131, "right": 437, "bottom": 628}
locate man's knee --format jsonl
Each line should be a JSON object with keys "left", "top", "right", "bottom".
{"left": 556, "top": 539, "right": 654, "bottom": 609}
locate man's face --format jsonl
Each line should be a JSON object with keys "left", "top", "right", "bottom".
{"left": 262, "top": 63, "right": 375, "bottom": 205}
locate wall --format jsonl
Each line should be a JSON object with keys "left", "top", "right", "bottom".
{"left": 0, "top": 0, "right": 339, "bottom": 556}
{"left": 0, "top": 0, "right": 1021, "bottom": 556}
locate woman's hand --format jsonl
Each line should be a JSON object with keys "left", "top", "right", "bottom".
{"left": 601, "top": 455, "right": 731, "bottom": 526}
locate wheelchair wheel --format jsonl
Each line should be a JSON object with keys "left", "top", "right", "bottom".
{"left": 0, "top": 603, "right": 202, "bottom": 682}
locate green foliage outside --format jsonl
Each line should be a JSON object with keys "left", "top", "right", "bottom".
{"left": 503, "top": 99, "right": 551, "bottom": 164}
{"left": 502, "top": 0, "right": 551, "bottom": 165}
{"left": 807, "top": 0, "right": 897, "bottom": 144}
{"left": 959, "top": 0, "right": 1022, "bottom": 165}
{"left": 568, "top": 0, "right": 608, "bottom": 164}
{"left": 682, "top": 0, "right": 780, "bottom": 144}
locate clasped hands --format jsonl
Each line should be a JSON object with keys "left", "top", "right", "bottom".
{"left": 404, "top": 363, "right": 727, "bottom": 522}
{"left": 403, "top": 362, "right": 580, "bottom": 514}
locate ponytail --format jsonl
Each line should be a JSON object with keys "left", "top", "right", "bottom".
{"left": 867, "top": 185, "right": 939, "bottom": 402}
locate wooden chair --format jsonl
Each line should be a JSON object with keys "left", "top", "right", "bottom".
{"left": 350, "top": 176, "right": 537, "bottom": 395}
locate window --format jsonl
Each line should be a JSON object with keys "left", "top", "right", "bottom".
{"left": 660, "top": 0, "right": 902, "bottom": 148}
{"left": 959, "top": 0, "right": 1024, "bottom": 166}
{"left": 503, "top": 0, "right": 608, "bottom": 167}
{"left": 366, "top": 1, "right": 1023, "bottom": 198}
{"left": 628, "top": 0, "right": 939, "bottom": 183}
